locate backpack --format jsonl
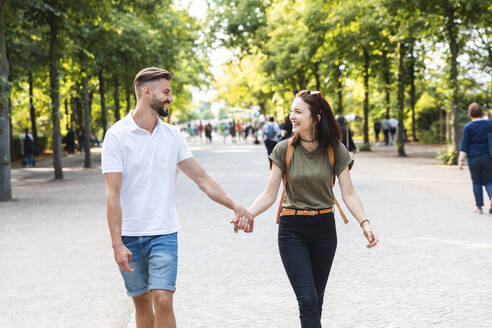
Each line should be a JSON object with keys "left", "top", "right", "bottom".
{"left": 265, "top": 123, "right": 276, "bottom": 139}
{"left": 275, "top": 137, "right": 349, "bottom": 224}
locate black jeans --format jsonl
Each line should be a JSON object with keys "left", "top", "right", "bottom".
{"left": 265, "top": 139, "right": 278, "bottom": 169}
{"left": 278, "top": 212, "right": 337, "bottom": 328}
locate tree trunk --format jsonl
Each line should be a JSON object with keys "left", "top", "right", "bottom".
{"left": 333, "top": 63, "right": 343, "bottom": 114}
{"left": 314, "top": 61, "right": 320, "bottom": 91}
{"left": 82, "top": 75, "right": 91, "bottom": 168}
{"left": 74, "top": 97, "right": 83, "bottom": 151}
{"left": 28, "top": 72, "right": 38, "bottom": 145}
{"left": 0, "top": 0, "right": 12, "bottom": 201}
{"left": 397, "top": 41, "right": 407, "bottom": 157}
{"left": 382, "top": 50, "right": 391, "bottom": 118}
{"left": 49, "top": 13, "right": 63, "bottom": 179}
{"left": 446, "top": 4, "right": 460, "bottom": 162}
{"left": 125, "top": 84, "right": 131, "bottom": 114}
{"left": 408, "top": 38, "right": 417, "bottom": 142}
{"left": 98, "top": 68, "right": 107, "bottom": 137}
{"left": 114, "top": 76, "right": 120, "bottom": 122}
{"left": 64, "top": 99, "right": 69, "bottom": 130}
{"left": 363, "top": 47, "right": 370, "bottom": 147}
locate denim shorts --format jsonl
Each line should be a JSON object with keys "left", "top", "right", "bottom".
{"left": 119, "top": 233, "right": 178, "bottom": 297}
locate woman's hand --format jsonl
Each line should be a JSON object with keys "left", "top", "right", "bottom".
{"left": 362, "top": 222, "right": 378, "bottom": 248}
{"left": 458, "top": 160, "right": 464, "bottom": 170}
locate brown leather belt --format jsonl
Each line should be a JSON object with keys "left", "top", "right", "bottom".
{"left": 280, "top": 208, "right": 333, "bottom": 217}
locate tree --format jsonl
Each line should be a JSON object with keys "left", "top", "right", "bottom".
{"left": 48, "top": 5, "right": 63, "bottom": 179}
{"left": 0, "top": 0, "right": 11, "bottom": 201}
{"left": 422, "top": 0, "right": 491, "bottom": 160}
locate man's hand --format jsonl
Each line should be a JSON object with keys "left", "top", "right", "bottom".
{"left": 230, "top": 205, "right": 254, "bottom": 233}
{"left": 113, "top": 244, "right": 133, "bottom": 272}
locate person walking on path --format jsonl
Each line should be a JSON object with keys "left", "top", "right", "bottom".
{"left": 337, "top": 116, "right": 357, "bottom": 158}
{"left": 381, "top": 115, "right": 390, "bottom": 146}
{"left": 374, "top": 118, "right": 381, "bottom": 146}
{"left": 262, "top": 116, "right": 281, "bottom": 168}
{"left": 281, "top": 114, "right": 293, "bottom": 141}
{"left": 205, "top": 123, "right": 213, "bottom": 143}
{"left": 233, "top": 90, "right": 378, "bottom": 328}
{"left": 458, "top": 103, "right": 492, "bottom": 215}
{"left": 21, "top": 128, "right": 35, "bottom": 168}
{"left": 102, "top": 67, "right": 251, "bottom": 328}
{"left": 388, "top": 116, "right": 398, "bottom": 145}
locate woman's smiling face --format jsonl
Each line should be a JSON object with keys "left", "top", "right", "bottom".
{"left": 289, "top": 97, "right": 314, "bottom": 135}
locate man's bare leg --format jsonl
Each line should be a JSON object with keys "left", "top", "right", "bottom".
{"left": 132, "top": 292, "right": 154, "bottom": 328}
{"left": 152, "top": 290, "right": 176, "bottom": 328}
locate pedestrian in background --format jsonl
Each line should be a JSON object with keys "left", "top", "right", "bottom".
{"left": 381, "top": 115, "right": 390, "bottom": 146}
{"left": 281, "top": 114, "right": 293, "bottom": 141}
{"left": 205, "top": 123, "right": 213, "bottom": 143}
{"left": 337, "top": 116, "right": 357, "bottom": 158}
{"left": 389, "top": 116, "right": 398, "bottom": 145}
{"left": 458, "top": 103, "right": 492, "bottom": 215}
{"left": 374, "top": 118, "right": 381, "bottom": 146}
{"left": 233, "top": 90, "right": 378, "bottom": 328}
{"left": 21, "top": 128, "right": 35, "bottom": 168}
{"left": 262, "top": 116, "right": 281, "bottom": 169}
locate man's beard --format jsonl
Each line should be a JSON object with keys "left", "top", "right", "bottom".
{"left": 150, "top": 97, "right": 169, "bottom": 117}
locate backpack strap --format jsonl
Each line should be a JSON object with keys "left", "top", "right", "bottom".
{"left": 276, "top": 137, "right": 294, "bottom": 224}
{"left": 329, "top": 146, "right": 349, "bottom": 224}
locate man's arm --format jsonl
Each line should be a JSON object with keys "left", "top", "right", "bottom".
{"left": 177, "top": 157, "right": 251, "bottom": 220}
{"left": 104, "top": 172, "right": 133, "bottom": 272}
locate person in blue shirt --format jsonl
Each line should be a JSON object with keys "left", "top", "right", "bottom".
{"left": 458, "top": 103, "right": 492, "bottom": 214}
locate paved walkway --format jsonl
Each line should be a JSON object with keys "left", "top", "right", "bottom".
{"left": 1, "top": 142, "right": 491, "bottom": 328}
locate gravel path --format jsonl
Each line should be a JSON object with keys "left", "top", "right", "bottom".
{"left": 1, "top": 142, "right": 491, "bottom": 328}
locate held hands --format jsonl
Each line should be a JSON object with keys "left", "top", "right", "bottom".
{"left": 113, "top": 244, "right": 133, "bottom": 272}
{"left": 361, "top": 221, "right": 379, "bottom": 248}
{"left": 230, "top": 205, "right": 255, "bottom": 233}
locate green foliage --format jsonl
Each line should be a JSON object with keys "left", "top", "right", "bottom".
{"left": 436, "top": 145, "right": 457, "bottom": 165}
{"left": 210, "top": 0, "right": 491, "bottom": 157}
{"left": 6, "top": 0, "right": 209, "bottom": 146}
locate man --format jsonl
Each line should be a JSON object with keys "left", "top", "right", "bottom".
{"left": 21, "top": 128, "right": 35, "bottom": 168}
{"left": 388, "top": 115, "right": 398, "bottom": 145}
{"left": 262, "top": 116, "right": 280, "bottom": 169}
{"left": 102, "top": 67, "right": 251, "bottom": 328}
{"left": 381, "top": 115, "right": 391, "bottom": 146}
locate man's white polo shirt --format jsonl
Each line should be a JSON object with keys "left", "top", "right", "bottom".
{"left": 101, "top": 112, "right": 193, "bottom": 236}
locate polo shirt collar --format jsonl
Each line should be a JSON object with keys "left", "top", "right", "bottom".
{"left": 126, "top": 111, "right": 163, "bottom": 133}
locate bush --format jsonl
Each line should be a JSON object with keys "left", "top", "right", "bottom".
{"left": 436, "top": 146, "right": 457, "bottom": 165}
{"left": 36, "top": 134, "right": 49, "bottom": 154}
{"left": 10, "top": 136, "right": 22, "bottom": 160}
{"left": 358, "top": 143, "right": 371, "bottom": 151}
{"left": 419, "top": 121, "right": 441, "bottom": 144}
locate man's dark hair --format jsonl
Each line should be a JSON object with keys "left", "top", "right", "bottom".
{"left": 269, "top": 116, "right": 274, "bottom": 122}
{"left": 133, "top": 67, "right": 172, "bottom": 97}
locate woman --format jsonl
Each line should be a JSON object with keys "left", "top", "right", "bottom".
{"left": 234, "top": 90, "right": 378, "bottom": 327}
{"left": 458, "top": 103, "right": 492, "bottom": 214}
{"left": 205, "top": 123, "right": 213, "bottom": 143}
